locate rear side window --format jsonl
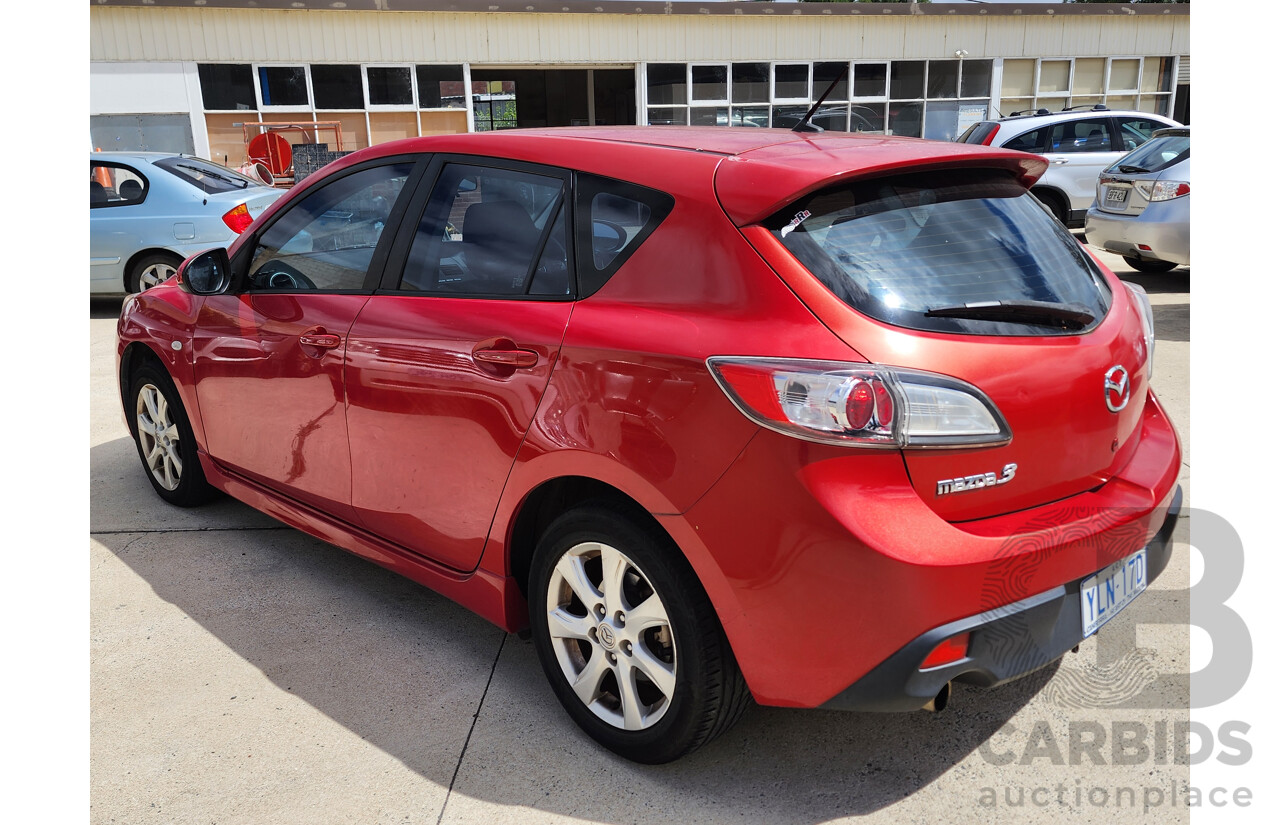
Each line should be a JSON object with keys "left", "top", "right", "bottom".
{"left": 1002, "top": 127, "right": 1047, "bottom": 153}
{"left": 573, "top": 174, "right": 674, "bottom": 297}
{"left": 90, "top": 163, "right": 148, "bottom": 208}
{"left": 768, "top": 169, "right": 1112, "bottom": 336}
{"left": 1116, "top": 117, "right": 1171, "bottom": 152}
{"left": 153, "top": 156, "right": 260, "bottom": 194}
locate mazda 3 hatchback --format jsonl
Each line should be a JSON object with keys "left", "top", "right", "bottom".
{"left": 117, "top": 127, "right": 1182, "bottom": 764}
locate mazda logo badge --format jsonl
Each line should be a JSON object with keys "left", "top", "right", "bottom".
{"left": 1104, "top": 365, "right": 1130, "bottom": 413}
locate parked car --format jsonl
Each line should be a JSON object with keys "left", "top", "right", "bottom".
{"left": 117, "top": 126, "right": 1182, "bottom": 763}
{"left": 91, "top": 152, "right": 284, "bottom": 294}
{"left": 1084, "top": 127, "right": 1190, "bottom": 273}
{"left": 957, "top": 106, "right": 1180, "bottom": 226}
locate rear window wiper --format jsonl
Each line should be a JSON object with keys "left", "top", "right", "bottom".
{"left": 1116, "top": 164, "right": 1149, "bottom": 174}
{"left": 924, "top": 300, "right": 1096, "bottom": 330}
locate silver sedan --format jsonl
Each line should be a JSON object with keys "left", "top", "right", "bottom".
{"left": 90, "top": 152, "right": 283, "bottom": 294}
{"left": 1084, "top": 127, "right": 1190, "bottom": 273}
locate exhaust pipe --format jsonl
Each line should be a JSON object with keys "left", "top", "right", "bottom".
{"left": 923, "top": 682, "right": 951, "bottom": 713}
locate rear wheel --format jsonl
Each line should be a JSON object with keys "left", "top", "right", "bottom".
{"left": 1122, "top": 255, "right": 1179, "bottom": 274}
{"left": 129, "top": 361, "right": 216, "bottom": 507}
{"left": 1032, "top": 189, "right": 1069, "bottom": 226}
{"left": 528, "top": 503, "right": 750, "bottom": 763}
{"left": 128, "top": 252, "right": 183, "bottom": 293}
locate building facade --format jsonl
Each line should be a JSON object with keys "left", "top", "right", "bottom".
{"left": 89, "top": 0, "right": 1191, "bottom": 167}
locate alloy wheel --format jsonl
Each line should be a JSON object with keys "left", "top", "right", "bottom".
{"left": 136, "top": 383, "right": 183, "bottom": 490}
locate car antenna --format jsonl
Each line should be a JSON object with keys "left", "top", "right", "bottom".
{"left": 792, "top": 65, "right": 850, "bottom": 134}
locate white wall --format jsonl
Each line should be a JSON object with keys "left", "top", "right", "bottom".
{"left": 90, "top": 62, "right": 210, "bottom": 158}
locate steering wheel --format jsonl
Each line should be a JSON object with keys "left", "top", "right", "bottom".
{"left": 253, "top": 261, "right": 317, "bottom": 291}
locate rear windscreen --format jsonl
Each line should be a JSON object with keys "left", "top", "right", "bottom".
{"left": 1108, "top": 134, "right": 1190, "bottom": 174}
{"left": 153, "top": 156, "right": 260, "bottom": 194}
{"left": 768, "top": 169, "right": 1112, "bottom": 336}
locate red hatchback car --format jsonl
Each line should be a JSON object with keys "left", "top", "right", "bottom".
{"left": 117, "top": 127, "right": 1182, "bottom": 763}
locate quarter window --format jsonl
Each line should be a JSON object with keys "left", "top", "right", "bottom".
{"left": 90, "top": 163, "right": 147, "bottom": 208}
{"left": 247, "top": 163, "right": 413, "bottom": 292}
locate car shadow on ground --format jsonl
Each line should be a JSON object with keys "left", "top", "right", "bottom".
{"left": 1117, "top": 267, "right": 1191, "bottom": 297}
{"left": 92, "top": 431, "right": 1053, "bottom": 822}
{"left": 91, "top": 296, "right": 125, "bottom": 320}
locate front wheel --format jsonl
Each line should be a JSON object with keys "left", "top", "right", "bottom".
{"left": 129, "top": 361, "right": 216, "bottom": 507}
{"left": 528, "top": 504, "right": 750, "bottom": 763}
{"left": 1123, "top": 255, "right": 1179, "bottom": 274}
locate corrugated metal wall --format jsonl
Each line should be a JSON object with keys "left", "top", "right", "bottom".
{"left": 90, "top": 8, "right": 1190, "bottom": 65}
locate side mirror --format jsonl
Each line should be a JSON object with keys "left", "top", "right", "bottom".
{"left": 179, "top": 248, "right": 232, "bottom": 295}
{"left": 591, "top": 219, "right": 626, "bottom": 254}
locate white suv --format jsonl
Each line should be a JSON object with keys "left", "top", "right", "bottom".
{"left": 958, "top": 107, "right": 1180, "bottom": 227}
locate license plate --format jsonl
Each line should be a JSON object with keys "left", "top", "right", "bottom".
{"left": 1105, "top": 187, "right": 1129, "bottom": 204}
{"left": 1080, "top": 548, "right": 1147, "bottom": 638}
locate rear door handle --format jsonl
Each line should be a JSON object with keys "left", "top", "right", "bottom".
{"left": 473, "top": 347, "right": 539, "bottom": 369}
{"left": 300, "top": 332, "right": 342, "bottom": 349}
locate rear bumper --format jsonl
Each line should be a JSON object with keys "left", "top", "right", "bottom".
{"left": 821, "top": 484, "right": 1181, "bottom": 712}
{"left": 1084, "top": 199, "right": 1190, "bottom": 265}
{"left": 662, "top": 391, "right": 1183, "bottom": 709}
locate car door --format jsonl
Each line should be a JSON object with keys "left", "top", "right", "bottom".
{"left": 1040, "top": 117, "right": 1124, "bottom": 213}
{"left": 90, "top": 160, "right": 149, "bottom": 292}
{"left": 191, "top": 158, "right": 422, "bottom": 522}
{"left": 344, "top": 157, "right": 575, "bottom": 571}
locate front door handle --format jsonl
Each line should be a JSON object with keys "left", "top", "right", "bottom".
{"left": 300, "top": 332, "right": 342, "bottom": 349}
{"left": 473, "top": 347, "right": 539, "bottom": 369}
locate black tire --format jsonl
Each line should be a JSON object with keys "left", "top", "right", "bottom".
{"left": 1122, "top": 255, "right": 1179, "bottom": 274}
{"left": 128, "top": 360, "right": 217, "bottom": 507}
{"left": 128, "top": 252, "right": 184, "bottom": 293}
{"left": 1032, "top": 189, "right": 1069, "bottom": 226}
{"left": 528, "top": 503, "right": 751, "bottom": 763}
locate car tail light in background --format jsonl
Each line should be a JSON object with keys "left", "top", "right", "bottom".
{"left": 221, "top": 203, "right": 254, "bottom": 234}
{"left": 707, "top": 357, "right": 1011, "bottom": 448}
{"left": 979, "top": 125, "right": 999, "bottom": 146}
{"left": 1135, "top": 180, "right": 1190, "bottom": 202}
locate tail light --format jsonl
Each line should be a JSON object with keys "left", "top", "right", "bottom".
{"left": 222, "top": 203, "right": 254, "bottom": 234}
{"left": 707, "top": 357, "right": 1011, "bottom": 449}
{"left": 980, "top": 124, "right": 1000, "bottom": 146}
{"left": 1135, "top": 180, "right": 1190, "bottom": 202}
{"left": 1125, "top": 283, "right": 1156, "bottom": 379}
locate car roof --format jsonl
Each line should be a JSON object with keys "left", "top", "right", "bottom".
{"left": 337, "top": 126, "right": 1050, "bottom": 226}
{"left": 91, "top": 151, "right": 181, "bottom": 164}
{"left": 993, "top": 110, "right": 1179, "bottom": 131}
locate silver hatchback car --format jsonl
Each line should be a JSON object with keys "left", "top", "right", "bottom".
{"left": 1084, "top": 127, "right": 1190, "bottom": 273}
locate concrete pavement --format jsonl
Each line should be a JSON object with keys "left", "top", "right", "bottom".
{"left": 90, "top": 246, "right": 1192, "bottom": 824}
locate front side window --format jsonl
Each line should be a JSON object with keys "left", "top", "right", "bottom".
{"left": 400, "top": 164, "right": 568, "bottom": 296}
{"left": 769, "top": 169, "right": 1112, "bottom": 336}
{"left": 247, "top": 163, "right": 413, "bottom": 292}
{"left": 1003, "top": 127, "right": 1048, "bottom": 153}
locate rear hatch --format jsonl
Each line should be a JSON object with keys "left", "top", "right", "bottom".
{"left": 731, "top": 165, "right": 1152, "bottom": 523}
{"left": 1096, "top": 131, "right": 1191, "bottom": 217}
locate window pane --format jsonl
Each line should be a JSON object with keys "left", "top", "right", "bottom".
{"left": 417, "top": 65, "right": 465, "bottom": 109}
{"left": 528, "top": 205, "right": 571, "bottom": 296}
{"left": 691, "top": 107, "right": 728, "bottom": 126}
{"left": 311, "top": 65, "right": 363, "bottom": 110}
{"left": 1137, "top": 96, "right": 1169, "bottom": 117}
{"left": 1002, "top": 59, "right": 1035, "bottom": 98}
{"left": 249, "top": 164, "right": 413, "bottom": 292}
{"left": 1116, "top": 117, "right": 1168, "bottom": 150}
{"left": 923, "top": 101, "right": 961, "bottom": 141}
{"left": 1003, "top": 98, "right": 1034, "bottom": 117}
{"left": 815, "top": 63, "right": 849, "bottom": 102}
{"left": 1038, "top": 60, "right": 1071, "bottom": 94}
{"left": 691, "top": 65, "right": 728, "bottom": 102}
{"left": 367, "top": 67, "right": 413, "bottom": 106}
{"left": 90, "top": 164, "right": 148, "bottom": 208}
{"left": 775, "top": 64, "right": 810, "bottom": 100}
{"left": 733, "top": 106, "right": 770, "bottom": 128}
{"left": 1003, "top": 127, "right": 1046, "bottom": 153}
{"left": 890, "top": 62, "right": 925, "bottom": 100}
{"left": 403, "top": 165, "right": 565, "bottom": 295}
{"left": 1074, "top": 58, "right": 1105, "bottom": 96}
{"left": 1072, "top": 95, "right": 1105, "bottom": 112}
{"left": 927, "top": 61, "right": 960, "bottom": 99}
{"left": 1110, "top": 59, "right": 1140, "bottom": 91}
{"left": 888, "top": 102, "right": 923, "bottom": 138}
{"left": 258, "top": 66, "right": 308, "bottom": 107}
{"left": 647, "top": 64, "right": 687, "bottom": 106}
{"left": 959, "top": 60, "right": 992, "bottom": 99}
{"left": 771, "top": 105, "right": 810, "bottom": 130}
{"left": 849, "top": 103, "right": 886, "bottom": 133}
{"left": 853, "top": 64, "right": 887, "bottom": 98}
{"left": 732, "top": 63, "right": 769, "bottom": 104}
{"left": 153, "top": 155, "right": 260, "bottom": 195}
{"left": 473, "top": 81, "right": 517, "bottom": 131}
{"left": 198, "top": 64, "right": 256, "bottom": 110}
{"left": 647, "top": 108, "right": 687, "bottom": 126}
{"left": 1049, "top": 118, "right": 1112, "bottom": 154}
{"left": 1142, "top": 57, "right": 1174, "bottom": 93}
{"left": 1108, "top": 94, "right": 1138, "bottom": 112}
